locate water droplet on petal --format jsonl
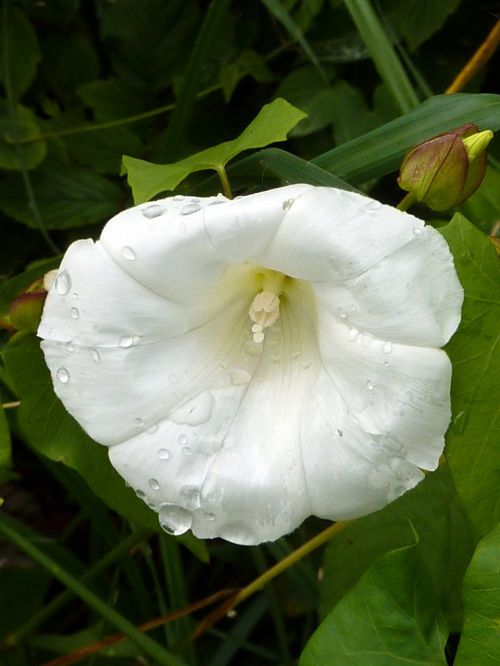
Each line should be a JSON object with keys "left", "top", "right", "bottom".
{"left": 413, "top": 226, "right": 423, "bottom": 236}
{"left": 384, "top": 361, "right": 390, "bottom": 368}
{"left": 180, "top": 203, "right": 201, "bottom": 215}
{"left": 159, "top": 504, "right": 193, "bottom": 535}
{"left": 89, "top": 348, "right": 101, "bottom": 364}
{"left": 229, "top": 368, "right": 251, "bottom": 385}
{"left": 348, "top": 327, "right": 359, "bottom": 342}
{"left": 220, "top": 522, "right": 257, "bottom": 545}
{"left": 121, "top": 246, "right": 136, "bottom": 260}
{"left": 147, "top": 424, "right": 159, "bottom": 434}
{"left": 173, "top": 195, "right": 184, "bottom": 202}
{"left": 55, "top": 270, "right": 71, "bottom": 295}
{"left": 149, "top": 478, "right": 160, "bottom": 491}
{"left": 338, "top": 307, "right": 347, "bottom": 319}
{"left": 282, "top": 198, "right": 294, "bottom": 210}
{"left": 179, "top": 434, "right": 188, "bottom": 446}
{"left": 301, "top": 359, "right": 311, "bottom": 369}
{"left": 382, "top": 341, "right": 392, "bottom": 354}
{"left": 119, "top": 335, "right": 134, "bottom": 348}
{"left": 366, "top": 380, "right": 374, "bottom": 391}
{"left": 65, "top": 341, "right": 75, "bottom": 353}
{"left": 135, "top": 489, "right": 146, "bottom": 498}
{"left": 70, "top": 307, "right": 79, "bottom": 319}
{"left": 158, "top": 448, "right": 170, "bottom": 460}
{"left": 205, "top": 512, "right": 216, "bottom": 521}
{"left": 56, "top": 367, "right": 70, "bottom": 383}
{"left": 182, "top": 446, "right": 192, "bottom": 456}
{"left": 180, "top": 485, "right": 201, "bottom": 510}
{"left": 134, "top": 417, "right": 143, "bottom": 426}
{"left": 142, "top": 204, "right": 165, "bottom": 219}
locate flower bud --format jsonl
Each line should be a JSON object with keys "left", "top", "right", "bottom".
{"left": 9, "top": 291, "right": 47, "bottom": 333}
{"left": 398, "top": 124, "right": 493, "bottom": 211}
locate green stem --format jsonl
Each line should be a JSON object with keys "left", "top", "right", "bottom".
{"left": 396, "top": 191, "right": 417, "bottom": 211}
{"left": 215, "top": 165, "right": 233, "bottom": 198}
{"left": 0, "top": 516, "right": 182, "bottom": 666}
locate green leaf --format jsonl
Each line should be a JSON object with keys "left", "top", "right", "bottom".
{"left": 0, "top": 405, "right": 12, "bottom": 484}
{"left": 312, "top": 93, "right": 500, "bottom": 184}
{"left": 0, "top": 163, "right": 122, "bottom": 229}
{"left": 385, "top": 0, "right": 461, "bottom": 52}
{"left": 459, "top": 167, "right": 500, "bottom": 235}
{"left": 320, "top": 466, "right": 475, "bottom": 631}
{"left": 440, "top": 214, "right": 500, "bottom": 537}
{"left": 41, "top": 32, "right": 99, "bottom": 97}
{"left": 0, "top": 257, "right": 60, "bottom": 317}
{"left": 301, "top": 544, "right": 448, "bottom": 665}
{"left": 455, "top": 521, "right": 500, "bottom": 665}
{"left": 77, "top": 78, "right": 154, "bottom": 122}
{"left": 122, "top": 98, "right": 307, "bottom": 203}
{"left": 0, "top": 102, "right": 46, "bottom": 171}
{"left": 0, "top": 335, "right": 208, "bottom": 561}
{"left": 0, "top": 7, "right": 40, "bottom": 97}
{"left": 65, "top": 126, "right": 144, "bottom": 176}
{"left": 219, "top": 49, "right": 275, "bottom": 103}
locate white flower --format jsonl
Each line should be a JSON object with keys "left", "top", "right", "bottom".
{"left": 38, "top": 185, "right": 463, "bottom": 545}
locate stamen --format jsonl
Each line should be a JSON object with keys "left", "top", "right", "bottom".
{"left": 248, "top": 270, "right": 285, "bottom": 344}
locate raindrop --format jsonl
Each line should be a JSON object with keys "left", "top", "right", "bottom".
{"left": 89, "top": 348, "right": 101, "bottom": 364}
{"left": 384, "top": 361, "right": 390, "bottom": 368}
{"left": 351, "top": 304, "right": 359, "bottom": 312}
{"left": 147, "top": 424, "right": 159, "bottom": 434}
{"left": 134, "top": 417, "right": 143, "bottom": 426}
{"left": 382, "top": 341, "right": 392, "bottom": 354}
{"left": 205, "top": 512, "right": 216, "bottom": 521}
{"left": 178, "top": 221, "right": 187, "bottom": 234}
{"left": 65, "top": 341, "right": 75, "bottom": 353}
{"left": 301, "top": 359, "right": 311, "bottom": 369}
{"left": 366, "top": 380, "right": 374, "bottom": 391}
{"left": 55, "top": 270, "right": 71, "bottom": 295}
{"left": 56, "top": 367, "right": 70, "bottom": 383}
{"left": 229, "top": 368, "right": 251, "bottom": 385}
{"left": 220, "top": 522, "right": 257, "bottom": 545}
{"left": 135, "top": 489, "right": 145, "bottom": 498}
{"left": 348, "top": 327, "right": 359, "bottom": 342}
{"left": 337, "top": 429, "right": 343, "bottom": 437}
{"left": 158, "top": 448, "right": 170, "bottom": 460}
{"left": 72, "top": 292, "right": 78, "bottom": 299}
{"left": 70, "top": 307, "right": 79, "bottom": 319}
{"left": 179, "top": 434, "right": 188, "bottom": 446}
{"left": 338, "top": 307, "right": 348, "bottom": 320}
{"left": 180, "top": 203, "right": 201, "bottom": 215}
{"left": 180, "top": 485, "right": 201, "bottom": 510}
{"left": 282, "top": 198, "right": 294, "bottom": 210}
{"left": 413, "top": 226, "right": 423, "bottom": 236}
{"left": 170, "top": 391, "right": 215, "bottom": 426}
{"left": 121, "top": 246, "right": 136, "bottom": 261}
{"left": 149, "top": 478, "right": 160, "bottom": 491}
{"left": 119, "top": 335, "right": 134, "bottom": 348}
{"left": 182, "top": 446, "right": 192, "bottom": 456}
{"left": 159, "top": 504, "right": 193, "bottom": 535}
{"left": 142, "top": 204, "right": 166, "bottom": 219}
{"left": 173, "top": 195, "right": 184, "bottom": 202}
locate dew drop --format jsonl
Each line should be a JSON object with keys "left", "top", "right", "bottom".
{"left": 119, "top": 335, "right": 134, "bottom": 348}
{"left": 413, "top": 226, "right": 423, "bottom": 236}
{"left": 159, "top": 504, "right": 193, "bottom": 535}
{"left": 282, "top": 198, "right": 294, "bottom": 210}
{"left": 220, "top": 522, "right": 257, "bottom": 545}
{"left": 56, "top": 367, "right": 70, "bottom": 383}
{"left": 89, "top": 348, "right": 101, "bottom": 364}
{"left": 55, "top": 270, "right": 71, "bottom": 295}
{"left": 366, "top": 380, "right": 374, "bottom": 391}
{"left": 301, "top": 359, "right": 312, "bottom": 369}
{"left": 158, "top": 448, "right": 170, "bottom": 460}
{"left": 65, "top": 341, "right": 75, "bottom": 353}
{"left": 337, "top": 429, "right": 343, "bottom": 437}
{"left": 70, "top": 307, "right": 79, "bottom": 319}
{"left": 149, "top": 478, "right": 160, "bottom": 491}
{"left": 72, "top": 292, "right": 78, "bottom": 299}
{"left": 382, "top": 341, "right": 392, "bottom": 354}
{"left": 173, "top": 195, "right": 184, "bottom": 202}
{"left": 205, "top": 512, "right": 216, "bottom": 521}
{"left": 229, "top": 368, "right": 252, "bottom": 385}
{"left": 121, "top": 246, "right": 136, "bottom": 260}
{"left": 338, "top": 307, "right": 347, "bottom": 319}
{"left": 142, "top": 204, "right": 165, "bottom": 219}
{"left": 384, "top": 361, "right": 390, "bottom": 368}
{"left": 182, "top": 446, "right": 192, "bottom": 456}
{"left": 180, "top": 203, "right": 201, "bottom": 215}
{"left": 180, "top": 485, "right": 201, "bottom": 510}
{"left": 134, "top": 417, "right": 143, "bottom": 426}
{"left": 348, "top": 327, "right": 359, "bottom": 342}
{"left": 179, "top": 434, "right": 188, "bottom": 446}
{"left": 135, "top": 489, "right": 145, "bottom": 498}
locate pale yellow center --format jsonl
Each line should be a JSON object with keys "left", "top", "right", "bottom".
{"left": 248, "top": 269, "right": 286, "bottom": 344}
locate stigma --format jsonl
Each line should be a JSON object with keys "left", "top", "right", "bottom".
{"left": 248, "top": 270, "right": 285, "bottom": 344}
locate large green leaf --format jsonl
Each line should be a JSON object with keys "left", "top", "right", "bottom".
{"left": 455, "top": 521, "right": 500, "bottom": 665}
{"left": 301, "top": 544, "right": 448, "bottom": 665}
{"left": 0, "top": 163, "right": 122, "bottom": 229}
{"left": 122, "top": 98, "right": 307, "bottom": 203}
{"left": 312, "top": 93, "right": 500, "bottom": 184}
{"left": 320, "top": 466, "right": 475, "bottom": 631}
{"left": 0, "top": 102, "right": 46, "bottom": 171}
{"left": 0, "top": 335, "right": 208, "bottom": 561}
{"left": 440, "top": 214, "right": 500, "bottom": 537}
{"left": 384, "top": 0, "right": 461, "bottom": 51}
{"left": 0, "top": 7, "right": 40, "bottom": 97}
